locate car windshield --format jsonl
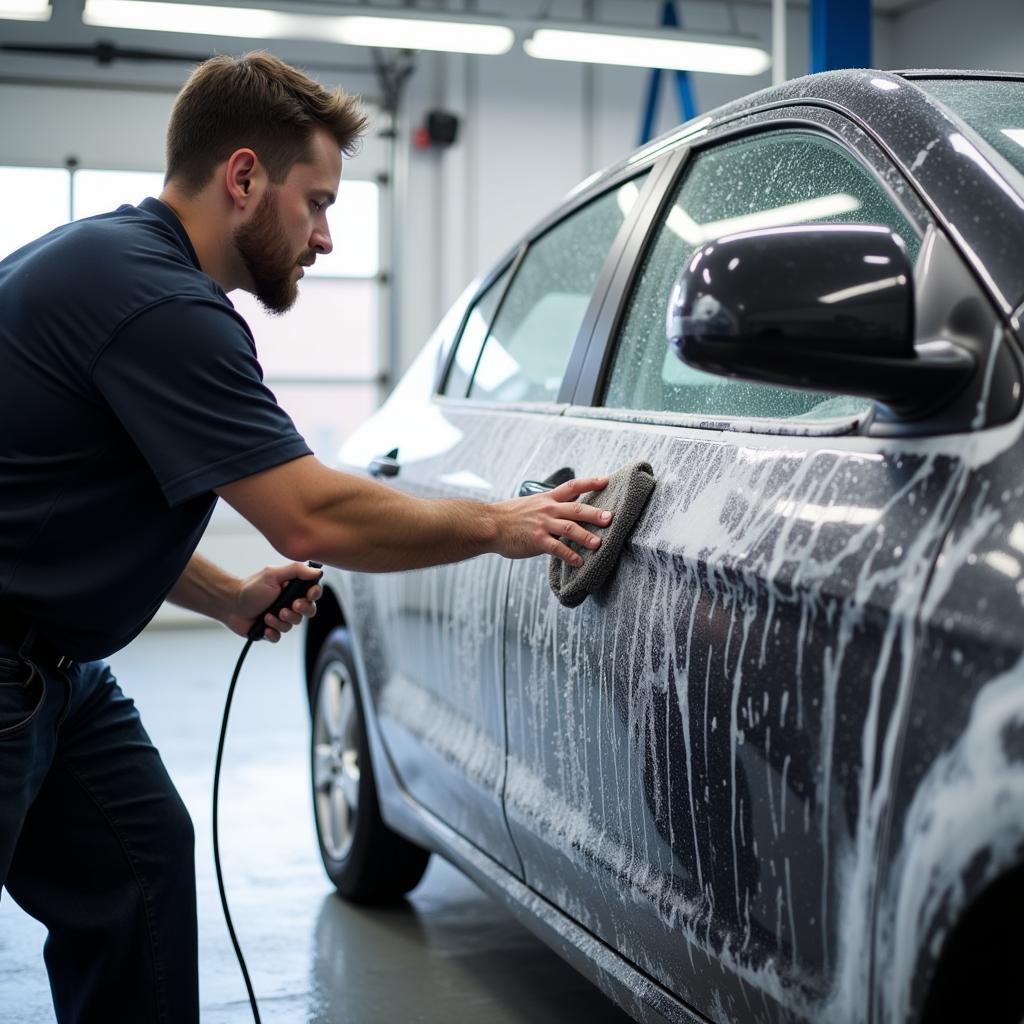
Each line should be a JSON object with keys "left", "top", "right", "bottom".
{"left": 916, "top": 78, "right": 1024, "bottom": 180}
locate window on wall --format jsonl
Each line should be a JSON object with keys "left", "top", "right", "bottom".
{"left": 0, "top": 165, "right": 383, "bottom": 460}
{"left": 72, "top": 169, "right": 165, "bottom": 219}
{"left": 229, "top": 178, "right": 381, "bottom": 457}
{"left": 0, "top": 166, "right": 72, "bottom": 257}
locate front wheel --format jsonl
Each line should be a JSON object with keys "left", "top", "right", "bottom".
{"left": 310, "top": 628, "right": 431, "bottom": 902}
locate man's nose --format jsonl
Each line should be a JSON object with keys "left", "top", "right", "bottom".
{"left": 311, "top": 225, "right": 333, "bottom": 256}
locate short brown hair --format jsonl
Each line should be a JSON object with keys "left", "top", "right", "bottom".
{"left": 165, "top": 51, "right": 368, "bottom": 194}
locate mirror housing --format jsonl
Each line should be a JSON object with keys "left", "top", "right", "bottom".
{"left": 666, "top": 225, "right": 974, "bottom": 416}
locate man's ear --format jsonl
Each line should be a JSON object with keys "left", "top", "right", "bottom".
{"left": 224, "top": 148, "right": 265, "bottom": 209}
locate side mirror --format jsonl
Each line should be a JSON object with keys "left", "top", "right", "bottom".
{"left": 666, "top": 225, "right": 974, "bottom": 416}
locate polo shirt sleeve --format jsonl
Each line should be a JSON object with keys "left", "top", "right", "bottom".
{"left": 92, "top": 295, "right": 312, "bottom": 507}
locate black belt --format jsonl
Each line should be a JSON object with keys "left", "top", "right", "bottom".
{"left": 0, "top": 612, "right": 75, "bottom": 672}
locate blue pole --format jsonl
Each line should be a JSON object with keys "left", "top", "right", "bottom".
{"left": 811, "top": 0, "right": 871, "bottom": 72}
{"left": 638, "top": 0, "right": 697, "bottom": 146}
{"left": 660, "top": 0, "right": 697, "bottom": 122}
{"left": 674, "top": 70, "right": 696, "bottom": 123}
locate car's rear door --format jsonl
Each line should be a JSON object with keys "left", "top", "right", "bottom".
{"left": 340, "top": 169, "right": 655, "bottom": 871}
{"left": 499, "top": 112, "right": 1012, "bottom": 1021}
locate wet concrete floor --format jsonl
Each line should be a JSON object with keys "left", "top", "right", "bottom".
{"left": 0, "top": 625, "right": 633, "bottom": 1023}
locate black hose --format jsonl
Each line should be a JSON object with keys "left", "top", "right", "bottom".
{"left": 212, "top": 638, "right": 262, "bottom": 1024}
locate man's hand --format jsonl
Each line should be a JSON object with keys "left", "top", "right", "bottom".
{"left": 226, "top": 562, "right": 323, "bottom": 644}
{"left": 216, "top": 457, "right": 615, "bottom": 573}
{"left": 490, "top": 476, "right": 612, "bottom": 567}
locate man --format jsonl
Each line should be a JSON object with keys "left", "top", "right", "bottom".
{"left": 0, "top": 52, "right": 610, "bottom": 1023}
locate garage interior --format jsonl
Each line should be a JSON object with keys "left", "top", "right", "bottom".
{"left": 1, "top": 0, "right": 1022, "bottom": 1022}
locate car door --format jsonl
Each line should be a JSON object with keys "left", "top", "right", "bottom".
{"left": 339, "top": 170, "right": 653, "bottom": 871}
{"left": 499, "top": 115, "right": 1010, "bottom": 1022}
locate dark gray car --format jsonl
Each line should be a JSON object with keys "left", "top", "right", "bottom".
{"left": 302, "top": 69, "right": 1024, "bottom": 1024}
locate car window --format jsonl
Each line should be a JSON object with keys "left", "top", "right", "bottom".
{"left": 604, "top": 130, "right": 919, "bottom": 420}
{"left": 916, "top": 78, "right": 1024, "bottom": 180}
{"left": 468, "top": 175, "right": 647, "bottom": 403}
{"left": 442, "top": 263, "right": 514, "bottom": 397}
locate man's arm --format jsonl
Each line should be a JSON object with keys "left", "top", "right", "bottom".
{"left": 168, "top": 552, "right": 322, "bottom": 642}
{"left": 215, "top": 455, "right": 612, "bottom": 572}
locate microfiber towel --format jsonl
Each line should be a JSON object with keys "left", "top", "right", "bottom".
{"left": 548, "top": 461, "right": 656, "bottom": 608}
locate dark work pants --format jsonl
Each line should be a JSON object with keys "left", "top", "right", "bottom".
{"left": 0, "top": 644, "right": 199, "bottom": 1024}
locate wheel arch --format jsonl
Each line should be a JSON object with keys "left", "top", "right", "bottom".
{"left": 304, "top": 582, "right": 345, "bottom": 707}
{"left": 918, "top": 863, "right": 1024, "bottom": 1024}
{"left": 874, "top": 658, "right": 1024, "bottom": 1023}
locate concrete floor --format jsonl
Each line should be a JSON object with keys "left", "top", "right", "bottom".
{"left": 0, "top": 625, "right": 633, "bottom": 1024}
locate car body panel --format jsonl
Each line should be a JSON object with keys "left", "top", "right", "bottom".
{"left": 335, "top": 339, "right": 538, "bottom": 871}
{"left": 313, "top": 69, "right": 1024, "bottom": 1024}
{"left": 335, "top": 165, "right": 659, "bottom": 868}
{"left": 502, "top": 412, "right": 969, "bottom": 1023}
{"left": 872, "top": 397, "right": 1024, "bottom": 1021}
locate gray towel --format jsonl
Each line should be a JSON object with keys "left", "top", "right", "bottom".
{"left": 548, "top": 461, "right": 656, "bottom": 608}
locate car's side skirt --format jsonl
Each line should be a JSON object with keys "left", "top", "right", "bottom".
{"left": 405, "top": 795, "right": 712, "bottom": 1024}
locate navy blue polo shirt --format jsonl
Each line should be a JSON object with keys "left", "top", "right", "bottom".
{"left": 0, "top": 197, "right": 312, "bottom": 661}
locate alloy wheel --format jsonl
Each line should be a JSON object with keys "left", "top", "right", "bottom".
{"left": 312, "top": 660, "right": 361, "bottom": 861}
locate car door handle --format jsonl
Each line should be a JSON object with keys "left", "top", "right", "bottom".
{"left": 369, "top": 448, "right": 400, "bottom": 479}
{"left": 518, "top": 467, "right": 574, "bottom": 497}
{"left": 518, "top": 480, "right": 552, "bottom": 497}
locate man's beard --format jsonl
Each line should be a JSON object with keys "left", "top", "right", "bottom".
{"left": 234, "top": 190, "right": 311, "bottom": 315}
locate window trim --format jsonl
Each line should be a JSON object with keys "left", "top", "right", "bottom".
{"left": 563, "top": 403, "right": 865, "bottom": 438}
{"left": 435, "top": 165, "right": 662, "bottom": 406}
{"left": 436, "top": 251, "right": 522, "bottom": 398}
{"left": 571, "top": 115, "right": 930, "bottom": 426}
{"left": 555, "top": 155, "right": 679, "bottom": 405}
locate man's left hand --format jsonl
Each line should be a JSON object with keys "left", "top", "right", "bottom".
{"left": 227, "top": 562, "right": 323, "bottom": 643}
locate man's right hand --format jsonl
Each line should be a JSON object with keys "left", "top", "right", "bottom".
{"left": 489, "top": 476, "right": 613, "bottom": 567}
{"left": 216, "top": 456, "right": 614, "bottom": 573}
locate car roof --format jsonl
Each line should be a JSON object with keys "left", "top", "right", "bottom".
{"left": 555, "top": 68, "right": 1024, "bottom": 320}
{"left": 581, "top": 68, "right": 1020, "bottom": 192}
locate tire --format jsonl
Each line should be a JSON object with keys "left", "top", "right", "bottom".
{"left": 310, "top": 627, "right": 431, "bottom": 903}
{"left": 920, "top": 869, "right": 1024, "bottom": 1024}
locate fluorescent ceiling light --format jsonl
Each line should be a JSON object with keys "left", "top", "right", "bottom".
{"left": 1002, "top": 128, "right": 1024, "bottom": 150}
{"left": 616, "top": 181, "right": 641, "bottom": 218}
{"left": 0, "top": 0, "right": 50, "bottom": 21}
{"left": 818, "top": 275, "right": 907, "bottom": 305}
{"left": 337, "top": 15, "right": 510, "bottom": 53}
{"left": 525, "top": 27, "right": 770, "bottom": 76}
{"left": 83, "top": 0, "right": 514, "bottom": 55}
{"left": 665, "top": 193, "right": 862, "bottom": 246}
{"left": 774, "top": 500, "right": 880, "bottom": 526}
{"left": 85, "top": 0, "right": 280, "bottom": 37}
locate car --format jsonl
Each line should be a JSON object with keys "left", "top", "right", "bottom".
{"left": 299, "top": 68, "right": 1024, "bottom": 1024}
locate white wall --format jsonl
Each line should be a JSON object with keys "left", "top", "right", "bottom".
{"left": 880, "top": 0, "right": 1024, "bottom": 72}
